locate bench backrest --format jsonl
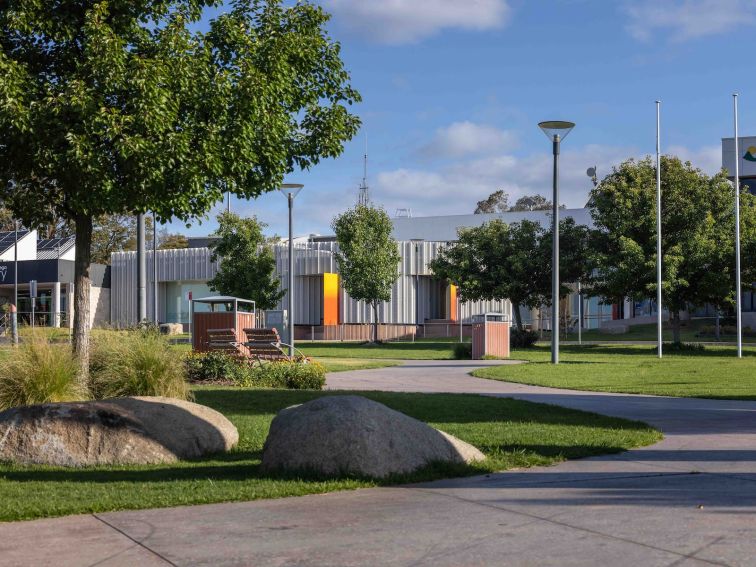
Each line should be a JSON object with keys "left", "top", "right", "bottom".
{"left": 242, "top": 328, "right": 288, "bottom": 360}
{"left": 206, "top": 328, "right": 239, "bottom": 352}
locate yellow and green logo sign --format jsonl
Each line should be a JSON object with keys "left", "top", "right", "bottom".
{"left": 744, "top": 146, "right": 756, "bottom": 162}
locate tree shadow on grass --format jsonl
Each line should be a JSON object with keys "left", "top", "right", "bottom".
{"left": 0, "top": 390, "right": 658, "bottom": 487}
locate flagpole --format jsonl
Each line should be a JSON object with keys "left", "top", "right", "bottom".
{"left": 733, "top": 93, "right": 743, "bottom": 358}
{"left": 656, "top": 100, "right": 663, "bottom": 359}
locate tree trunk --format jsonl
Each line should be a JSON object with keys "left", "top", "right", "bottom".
{"left": 715, "top": 311, "right": 721, "bottom": 341}
{"left": 73, "top": 214, "right": 93, "bottom": 383}
{"left": 372, "top": 302, "right": 379, "bottom": 344}
{"left": 671, "top": 310, "right": 681, "bottom": 344}
{"left": 512, "top": 302, "right": 524, "bottom": 331}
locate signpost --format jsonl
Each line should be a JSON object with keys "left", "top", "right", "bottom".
{"left": 29, "top": 279, "right": 37, "bottom": 329}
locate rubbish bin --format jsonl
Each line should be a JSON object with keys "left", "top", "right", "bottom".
{"left": 471, "top": 313, "right": 511, "bottom": 359}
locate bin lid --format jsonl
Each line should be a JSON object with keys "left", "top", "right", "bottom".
{"left": 472, "top": 312, "right": 510, "bottom": 323}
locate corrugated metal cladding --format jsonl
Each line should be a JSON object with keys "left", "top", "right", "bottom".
{"left": 111, "top": 242, "right": 510, "bottom": 326}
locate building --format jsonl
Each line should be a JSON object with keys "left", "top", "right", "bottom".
{"left": 109, "top": 209, "right": 613, "bottom": 336}
{"left": 0, "top": 231, "right": 110, "bottom": 328}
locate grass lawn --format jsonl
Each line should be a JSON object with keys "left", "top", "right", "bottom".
{"left": 299, "top": 340, "right": 459, "bottom": 359}
{"left": 561, "top": 319, "right": 756, "bottom": 343}
{"left": 475, "top": 344, "right": 756, "bottom": 400}
{"left": 316, "top": 358, "right": 401, "bottom": 372}
{"left": 0, "top": 388, "right": 660, "bottom": 522}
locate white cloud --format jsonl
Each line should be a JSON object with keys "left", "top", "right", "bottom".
{"left": 419, "top": 121, "right": 518, "bottom": 159}
{"left": 624, "top": 0, "right": 756, "bottom": 42}
{"left": 322, "top": 0, "right": 510, "bottom": 44}
{"left": 666, "top": 145, "right": 722, "bottom": 174}
{"left": 374, "top": 144, "right": 637, "bottom": 216}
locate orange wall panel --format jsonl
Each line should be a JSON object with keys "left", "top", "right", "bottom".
{"left": 323, "top": 273, "right": 340, "bottom": 325}
{"left": 449, "top": 284, "right": 458, "bottom": 322}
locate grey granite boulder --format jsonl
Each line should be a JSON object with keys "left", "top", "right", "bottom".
{"left": 261, "top": 395, "right": 485, "bottom": 478}
{"left": 0, "top": 396, "right": 238, "bottom": 466}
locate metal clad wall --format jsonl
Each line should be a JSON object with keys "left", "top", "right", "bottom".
{"left": 111, "top": 241, "right": 511, "bottom": 326}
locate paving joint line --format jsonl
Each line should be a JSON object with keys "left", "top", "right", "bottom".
{"left": 92, "top": 514, "right": 177, "bottom": 567}
{"left": 404, "top": 486, "right": 730, "bottom": 566}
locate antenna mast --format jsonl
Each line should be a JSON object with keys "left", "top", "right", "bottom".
{"left": 358, "top": 135, "right": 370, "bottom": 206}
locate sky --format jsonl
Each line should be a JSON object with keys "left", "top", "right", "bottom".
{"left": 168, "top": 0, "right": 756, "bottom": 239}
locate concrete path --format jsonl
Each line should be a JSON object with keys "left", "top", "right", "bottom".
{"left": 3, "top": 361, "right": 756, "bottom": 566}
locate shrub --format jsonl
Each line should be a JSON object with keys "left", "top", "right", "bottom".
{"left": 241, "top": 361, "right": 326, "bottom": 390}
{"left": 90, "top": 331, "right": 191, "bottom": 400}
{"left": 0, "top": 339, "right": 87, "bottom": 410}
{"left": 185, "top": 351, "right": 246, "bottom": 384}
{"left": 185, "top": 353, "right": 326, "bottom": 390}
{"left": 453, "top": 342, "right": 472, "bottom": 360}
{"left": 697, "top": 325, "right": 755, "bottom": 338}
{"left": 511, "top": 328, "right": 539, "bottom": 348}
{"left": 657, "top": 342, "right": 705, "bottom": 353}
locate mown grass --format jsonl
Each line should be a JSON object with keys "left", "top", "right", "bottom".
{"left": 562, "top": 318, "right": 756, "bottom": 343}
{"left": 299, "top": 340, "right": 458, "bottom": 360}
{"left": 0, "top": 388, "right": 660, "bottom": 522}
{"left": 475, "top": 344, "right": 756, "bottom": 400}
{"left": 315, "top": 358, "right": 401, "bottom": 372}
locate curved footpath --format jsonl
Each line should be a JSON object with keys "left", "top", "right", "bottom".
{"left": 3, "top": 361, "right": 756, "bottom": 566}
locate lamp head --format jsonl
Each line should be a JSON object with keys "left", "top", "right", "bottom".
{"left": 279, "top": 183, "right": 304, "bottom": 199}
{"left": 538, "top": 121, "right": 575, "bottom": 141}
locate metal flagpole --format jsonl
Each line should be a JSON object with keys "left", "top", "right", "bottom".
{"left": 288, "top": 193, "right": 295, "bottom": 357}
{"left": 577, "top": 281, "right": 582, "bottom": 346}
{"left": 656, "top": 101, "right": 663, "bottom": 359}
{"left": 733, "top": 93, "right": 743, "bottom": 358}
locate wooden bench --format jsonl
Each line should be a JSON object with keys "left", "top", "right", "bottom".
{"left": 206, "top": 328, "right": 241, "bottom": 354}
{"left": 242, "top": 328, "right": 290, "bottom": 363}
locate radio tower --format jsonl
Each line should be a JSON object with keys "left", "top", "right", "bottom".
{"left": 357, "top": 136, "right": 370, "bottom": 206}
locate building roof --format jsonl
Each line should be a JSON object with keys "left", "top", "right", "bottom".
{"left": 0, "top": 230, "right": 31, "bottom": 255}
{"left": 36, "top": 236, "right": 75, "bottom": 260}
{"left": 391, "top": 208, "right": 594, "bottom": 242}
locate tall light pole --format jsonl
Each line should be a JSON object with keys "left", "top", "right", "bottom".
{"left": 733, "top": 94, "right": 743, "bottom": 358}
{"left": 279, "top": 183, "right": 303, "bottom": 357}
{"left": 12, "top": 220, "right": 18, "bottom": 345}
{"left": 539, "top": 121, "right": 575, "bottom": 365}
{"left": 153, "top": 212, "right": 159, "bottom": 324}
{"left": 136, "top": 213, "right": 147, "bottom": 322}
{"left": 656, "top": 101, "right": 663, "bottom": 359}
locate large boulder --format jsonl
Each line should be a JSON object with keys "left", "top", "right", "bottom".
{"left": 261, "top": 395, "right": 485, "bottom": 478}
{"left": 0, "top": 396, "right": 238, "bottom": 467}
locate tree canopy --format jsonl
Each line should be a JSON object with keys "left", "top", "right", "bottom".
{"left": 207, "top": 212, "right": 283, "bottom": 310}
{"left": 431, "top": 218, "right": 592, "bottom": 330}
{"left": 474, "top": 190, "right": 559, "bottom": 214}
{"left": 587, "top": 156, "right": 756, "bottom": 341}
{"left": 474, "top": 190, "right": 509, "bottom": 214}
{"left": 332, "top": 205, "right": 401, "bottom": 342}
{"left": 0, "top": 0, "right": 360, "bottom": 372}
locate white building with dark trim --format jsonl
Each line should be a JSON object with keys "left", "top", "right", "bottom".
{"left": 0, "top": 231, "right": 110, "bottom": 328}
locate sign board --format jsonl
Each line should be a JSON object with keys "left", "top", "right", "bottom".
{"left": 29, "top": 280, "right": 37, "bottom": 298}
{"left": 265, "top": 310, "right": 285, "bottom": 330}
{"left": 722, "top": 137, "right": 756, "bottom": 178}
{"left": 185, "top": 290, "right": 193, "bottom": 301}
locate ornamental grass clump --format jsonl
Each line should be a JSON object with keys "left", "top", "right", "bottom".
{"left": 0, "top": 338, "right": 87, "bottom": 410}
{"left": 91, "top": 330, "right": 191, "bottom": 400}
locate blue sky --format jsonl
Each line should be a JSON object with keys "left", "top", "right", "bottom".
{"left": 170, "top": 0, "right": 756, "bottom": 238}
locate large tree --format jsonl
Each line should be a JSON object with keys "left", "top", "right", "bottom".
{"left": 588, "top": 156, "right": 756, "bottom": 342}
{"left": 431, "top": 218, "right": 592, "bottom": 330}
{"left": 207, "top": 212, "right": 283, "bottom": 310}
{"left": 332, "top": 205, "right": 401, "bottom": 343}
{"left": 0, "top": 1, "right": 360, "bottom": 376}
{"left": 474, "top": 190, "right": 509, "bottom": 214}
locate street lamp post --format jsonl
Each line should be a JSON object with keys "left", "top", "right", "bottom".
{"left": 279, "top": 184, "right": 303, "bottom": 357}
{"left": 538, "top": 121, "right": 575, "bottom": 365}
